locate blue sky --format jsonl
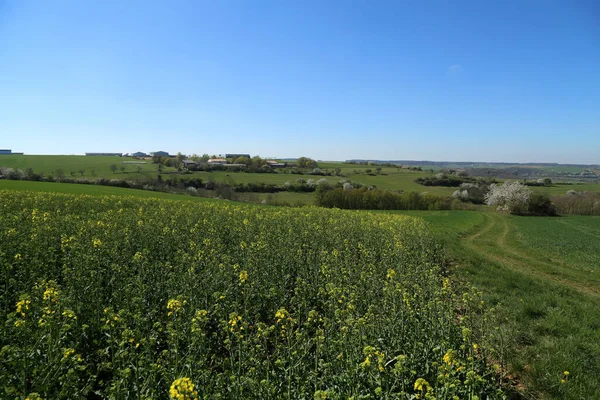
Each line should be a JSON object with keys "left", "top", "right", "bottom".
{"left": 0, "top": 1, "right": 599, "bottom": 163}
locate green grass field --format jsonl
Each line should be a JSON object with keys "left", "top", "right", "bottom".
{"left": 0, "top": 155, "right": 177, "bottom": 178}
{"left": 0, "top": 180, "right": 211, "bottom": 201}
{"left": 2, "top": 156, "right": 599, "bottom": 204}
{"left": 388, "top": 210, "right": 600, "bottom": 399}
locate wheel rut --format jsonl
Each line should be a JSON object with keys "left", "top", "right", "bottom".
{"left": 459, "top": 213, "right": 600, "bottom": 299}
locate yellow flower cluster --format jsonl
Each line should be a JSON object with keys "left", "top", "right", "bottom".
{"left": 228, "top": 312, "right": 243, "bottom": 333}
{"left": 62, "top": 348, "right": 75, "bottom": 361}
{"left": 361, "top": 346, "right": 386, "bottom": 372}
{"left": 169, "top": 377, "right": 198, "bottom": 400}
{"left": 414, "top": 377, "right": 433, "bottom": 398}
{"left": 443, "top": 349, "right": 455, "bottom": 365}
{"left": 561, "top": 370, "right": 570, "bottom": 383}
{"left": 16, "top": 298, "right": 31, "bottom": 317}
{"left": 167, "top": 299, "right": 184, "bottom": 317}
{"left": 62, "top": 309, "right": 77, "bottom": 320}
{"left": 239, "top": 270, "right": 248, "bottom": 284}
{"left": 43, "top": 286, "right": 59, "bottom": 303}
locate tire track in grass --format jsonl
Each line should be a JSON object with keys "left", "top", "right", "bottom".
{"left": 460, "top": 213, "right": 600, "bottom": 298}
{"left": 464, "top": 212, "right": 497, "bottom": 242}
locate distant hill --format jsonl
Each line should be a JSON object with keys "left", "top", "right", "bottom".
{"left": 345, "top": 159, "right": 599, "bottom": 169}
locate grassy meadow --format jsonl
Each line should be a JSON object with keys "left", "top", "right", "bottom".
{"left": 389, "top": 210, "right": 600, "bottom": 399}
{"left": 1, "top": 156, "right": 599, "bottom": 205}
{"left": 0, "top": 191, "right": 504, "bottom": 399}
{"left": 0, "top": 155, "right": 177, "bottom": 178}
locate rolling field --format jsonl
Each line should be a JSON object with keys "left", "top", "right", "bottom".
{"left": 390, "top": 210, "right": 600, "bottom": 399}
{"left": 0, "top": 191, "right": 503, "bottom": 399}
{"left": 0, "top": 180, "right": 214, "bottom": 202}
{"left": 2, "top": 156, "right": 599, "bottom": 205}
{"left": 0, "top": 180, "right": 314, "bottom": 206}
{"left": 532, "top": 183, "right": 600, "bottom": 196}
{"left": 0, "top": 155, "right": 177, "bottom": 178}
{"left": 187, "top": 167, "right": 456, "bottom": 197}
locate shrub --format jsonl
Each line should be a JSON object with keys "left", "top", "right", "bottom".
{"left": 485, "top": 181, "right": 531, "bottom": 215}
{"left": 316, "top": 187, "right": 452, "bottom": 210}
{"left": 0, "top": 167, "right": 25, "bottom": 180}
{"left": 527, "top": 193, "right": 557, "bottom": 216}
{"left": 416, "top": 174, "right": 480, "bottom": 187}
{"left": 552, "top": 192, "right": 600, "bottom": 215}
{"left": 205, "top": 180, "right": 216, "bottom": 190}
{"left": 452, "top": 183, "right": 489, "bottom": 204}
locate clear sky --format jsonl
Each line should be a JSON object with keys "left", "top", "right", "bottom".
{"left": 1, "top": 1, "right": 599, "bottom": 163}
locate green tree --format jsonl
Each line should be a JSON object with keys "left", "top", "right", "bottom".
{"left": 175, "top": 152, "right": 185, "bottom": 169}
{"left": 78, "top": 169, "right": 85, "bottom": 177}
{"left": 234, "top": 156, "right": 251, "bottom": 166}
{"left": 110, "top": 165, "right": 117, "bottom": 174}
{"left": 297, "top": 157, "right": 317, "bottom": 168}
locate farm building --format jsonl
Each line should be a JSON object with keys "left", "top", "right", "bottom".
{"left": 182, "top": 160, "right": 196, "bottom": 168}
{"left": 151, "top": 151, "right": 170, "bottom": 157}
{"left": 132, "top": 152, "right": 147, "bottom": 157}
{"left": 208, "top": 158, "right": 228, "bottom": 165}
{"left": 266, "top": 160, "right": 286, "bottom": 168}
{"left": 0, "top": 149, "right": 12, "bottom": 155}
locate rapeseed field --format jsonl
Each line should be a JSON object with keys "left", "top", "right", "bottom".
{"left": 0, "top": 192, "right": 504, "bottom": 399}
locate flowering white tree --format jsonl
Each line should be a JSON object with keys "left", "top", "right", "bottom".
{"left": 484, "top": 181, "right": 531, "bottom": 214}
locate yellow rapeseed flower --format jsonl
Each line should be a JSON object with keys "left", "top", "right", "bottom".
{"left": 16, "top": 299, "right": 31, "bottom": 317}
{"left": 239, "top": 270, "right": 248, "bottom": 284}
{"left": 443, "top": 349, "right": 455, "bottom": 365}
{"left": 361, "top": 356, "right": 371, "bottom": 369}
{"left": 61, "top": 348, "right": 75, "bottom": 362}
{"left": 62, "top": 309, "right": 77, "bottom": 320}
{"left": 414, "top": 377, "right": 431, "bottom": 392}
{"left": 43, "top": 286, "right": 59, "bottom": 303}
{"left": 167, "top": 299, "right": 183, "bottom": 316}
{"left": 169, "top": 377, "right": 198, "bottom": 400}
{"left": 386, "top": 268, "right": 396, "bottom": 279}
